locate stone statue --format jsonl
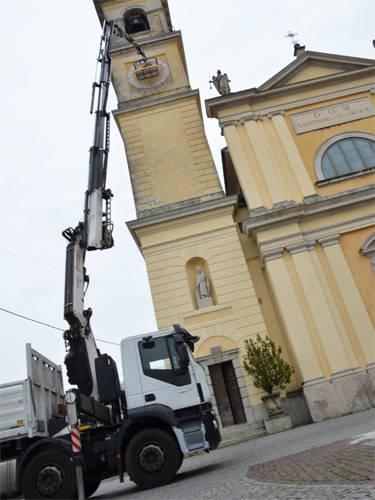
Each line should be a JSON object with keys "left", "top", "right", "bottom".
{"left": 196, "top": 266, "right": 213, "bottom": 309}
{"left": 210, "top": 70, "right": 231, "bottom": 95}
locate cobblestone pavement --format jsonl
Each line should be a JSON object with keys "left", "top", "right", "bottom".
{"left": 247, "top": 436, "right": 374, "bottom": 484}
{"left": 94, "top": 409, "right": 375, "bottom": 499}
{"left": 241, "top": 434, "right": 375, "bottom": 499}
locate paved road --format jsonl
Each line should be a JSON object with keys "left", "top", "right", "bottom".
{"left": 93, "top": 408, "right": 375, "bottom": 499}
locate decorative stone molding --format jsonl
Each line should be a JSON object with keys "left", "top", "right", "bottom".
{"left": 220, "top": 119, "right": 239, "bottom": 129}
{"left": 317, "top": 234, "right": 340, "bottom": 247}
{"left": 286, "top": 240, "right": 316, "bottom": 255}
{"left": 243, "top": 185, "right": 375, "bottom": 234}
{"left": 262, "top": 247, "right": 284, "bottom": 263}
{"left": 240, "top": 115, "right": 263, "bottom": 123}
{"left": 211, "top": 346, "right": 223, "bottom": 364}
{"left": 267, "top": 111, "right": 285, "bottom": 118}
{"left": 206, "top": 77, "right": 375, "bottom": 119}
{"left": 257, "top": 213, "right": 375, "bottom": 265}
{"left": 360, "top": 231, "right": 375, "bottom": 273}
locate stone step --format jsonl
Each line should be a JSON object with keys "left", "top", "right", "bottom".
{"left": 219, "top": 421, "right": 267, "bottom": 448}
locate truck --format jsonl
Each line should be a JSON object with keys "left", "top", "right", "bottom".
{"left": 0, "top": 20, "right": 220, "bottom": 500}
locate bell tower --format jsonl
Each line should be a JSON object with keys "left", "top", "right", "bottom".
{"left": 93, "top": 1, "right": 273, "bottom": 428}
{"left": 94, "top": 0, "right": 223, "bottom": 217}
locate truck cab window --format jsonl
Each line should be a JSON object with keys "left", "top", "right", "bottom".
{"left": 138, "top": 337, "right": 191, "bottom": 386}
{"left": 140, "top": 338, "right": 172, "bottom": 370}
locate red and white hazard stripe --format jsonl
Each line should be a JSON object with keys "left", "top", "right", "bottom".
{"left": 71, "top": 425, "right": 82, "bottom": 453}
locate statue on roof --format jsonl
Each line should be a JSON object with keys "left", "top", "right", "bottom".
{"left": 210, "top": 70, "right": 231, "bottom": 95}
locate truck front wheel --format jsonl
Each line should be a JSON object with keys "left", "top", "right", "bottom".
{"left": 22, "top": 448, "right": 76, "bottom": 499}
{"left": 125, "top": 428, "right": 182, "bottom": 489}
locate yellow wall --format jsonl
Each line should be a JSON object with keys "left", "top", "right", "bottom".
{"left": 286, "top": 93, "right": 375, "bottom": 196}
{"left": 340, "top": 226, "right": 375, "bottom": 327}
{"left": 101, "top": 0, "right": 375, "bottom": 417}
{"left": 116, "top": 95, "right": 222, "bottom": 214}
{"left": 133, "top": 205, "right": 296, "bottom": 405}
{"left": 111, "top": 36, "right": 190, "bottom": 104}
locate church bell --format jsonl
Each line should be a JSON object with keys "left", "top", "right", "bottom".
{"left": 127, "top": 14, "right": 149, "bottom": 34}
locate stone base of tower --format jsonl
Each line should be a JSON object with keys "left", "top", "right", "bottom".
{"left": 303, "top": 365, "right": 375, "bottom": 422}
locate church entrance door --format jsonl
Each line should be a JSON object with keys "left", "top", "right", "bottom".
{"left": 208, "top": 361, "right": 246, "bottom": 427}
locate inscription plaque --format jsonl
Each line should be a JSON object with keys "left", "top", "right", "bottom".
{"left": 289, "top": 97, "right": 375, "bottom": 134}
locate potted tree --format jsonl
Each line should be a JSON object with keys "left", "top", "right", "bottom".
{"left": 243, "top": 334, "right": 294, "bottom": 416}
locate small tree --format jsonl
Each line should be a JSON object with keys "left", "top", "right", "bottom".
{"left": 243, "top": 334, "right": 294, "bottom": 394}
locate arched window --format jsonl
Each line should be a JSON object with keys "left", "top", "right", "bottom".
{"left": 360, "top": 232, "right": 375, "bottom": 273}
{"left": 314, "top": 132, "right": 375, "bottom": 182}
{"left": 124, "top": 8, "right": 150, "bottom": 34}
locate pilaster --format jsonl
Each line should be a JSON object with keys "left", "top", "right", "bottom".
{"left": 222, "top": 124, "right": 264, "bottom": 208}
{"left": 318, "top": 238, "right": 375, "bottom": 366}
{"left": 265, "top": 256, "right": 323, "bottom": 381}
{"left": 243, "top": 119, "right": 289, "bottom": 205}
{"left": 271, "top": 113, "right": 316, "bottom": 198}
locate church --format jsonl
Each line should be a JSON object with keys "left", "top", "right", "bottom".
{"left": 93, "top": 0, "right": 375, "bottom": 429}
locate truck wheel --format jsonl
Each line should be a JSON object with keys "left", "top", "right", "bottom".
{"left": 84, "top": 476, "right": 101, "bottom": 497}
{"left": 22, "top": 448, "right": 76, "bottom": 499}
{"left": 125, "top": 428, "right": 181, "bottom": 489}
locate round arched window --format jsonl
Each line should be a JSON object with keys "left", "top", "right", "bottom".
{"left": 315, "top": 133, "right": 375, "bottom": 181}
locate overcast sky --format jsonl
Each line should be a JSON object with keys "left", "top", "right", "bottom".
{"left": 0, "top": 0, "right": 374, "bottom": 386}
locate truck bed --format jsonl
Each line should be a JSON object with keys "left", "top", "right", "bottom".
{"left": 0, "top": 344, "right": 64, "bottom": 442}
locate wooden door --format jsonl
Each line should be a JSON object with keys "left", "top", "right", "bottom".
{"left": 222, "top": 361, "right": 246, "bottom": 424}
{"left": 208, "top": 364, "right": 234, "bottom": 427}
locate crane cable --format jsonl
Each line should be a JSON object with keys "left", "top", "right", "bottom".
{"left": 0, "top": 307, "right": 119, "bottom": 346}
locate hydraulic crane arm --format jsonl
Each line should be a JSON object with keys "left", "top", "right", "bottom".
{"left": 62, "top": 21, "right": 149, "bottom": 422}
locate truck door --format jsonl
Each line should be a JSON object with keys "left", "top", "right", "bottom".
{"left": 137, "top": 336, "right": 201, "bottom": 410}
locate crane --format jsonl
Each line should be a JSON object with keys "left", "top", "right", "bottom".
{"left": 62, "top": 20, "right": 150, "bottom": 423}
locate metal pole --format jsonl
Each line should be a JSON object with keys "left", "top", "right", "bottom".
{"left": 71, "top": 425, "right": 85, "bottom": 500}
{"left": 66, "top": 393, "right": 85, "bottom": 499}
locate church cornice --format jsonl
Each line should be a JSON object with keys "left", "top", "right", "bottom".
{"left": 217, "top": 83, "right": 375, "bottom": 128}
{"left": 243, "top": 184, "right": 375, "bottom": 235}
{"left": 206, "top": 67, "right": 375, "bottom": 119}
{"left": 126, "top": 195, "right": 238, "bottom": 246}
{"left": 113, "top": 88, "right": 199, "bottom": 115}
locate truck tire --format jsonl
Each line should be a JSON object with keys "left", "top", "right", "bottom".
{"left": 125, "top": 428, "right": 182, "bottom": 489}
{"left": 22, "top": 448, "right": 76, "bottom": 499}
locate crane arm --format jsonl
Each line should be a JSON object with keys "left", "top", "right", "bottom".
{"left": 62, "top": 21, "right": 149, "bottom": 423}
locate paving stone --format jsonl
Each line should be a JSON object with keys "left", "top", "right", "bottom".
{"left": 247, "top": 438, "right": 375, "bottom": 484}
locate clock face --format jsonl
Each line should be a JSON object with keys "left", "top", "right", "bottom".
{"left": 65, "top": 390, "right": 76, "bottom": 404}
{"left": 128, "top": 60, "right": 169, "bottom": 89}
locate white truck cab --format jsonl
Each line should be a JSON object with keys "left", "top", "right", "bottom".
{"left": 123, "top": 329, "right": 211, "bottom": 411}
{"left": 122, "top": 328, "right": 219, "bottom": 457}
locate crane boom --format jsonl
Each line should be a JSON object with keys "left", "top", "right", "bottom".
{"left": 61, "top": 21, "right": 150, "bottom": 421}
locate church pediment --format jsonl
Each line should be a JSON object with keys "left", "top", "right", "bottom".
{"left": 259, "top": 51, "right": 375, "bottom": 91}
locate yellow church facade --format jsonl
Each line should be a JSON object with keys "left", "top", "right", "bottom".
{"left": 94, "top": 0, "right": 375, "bottom": 426}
